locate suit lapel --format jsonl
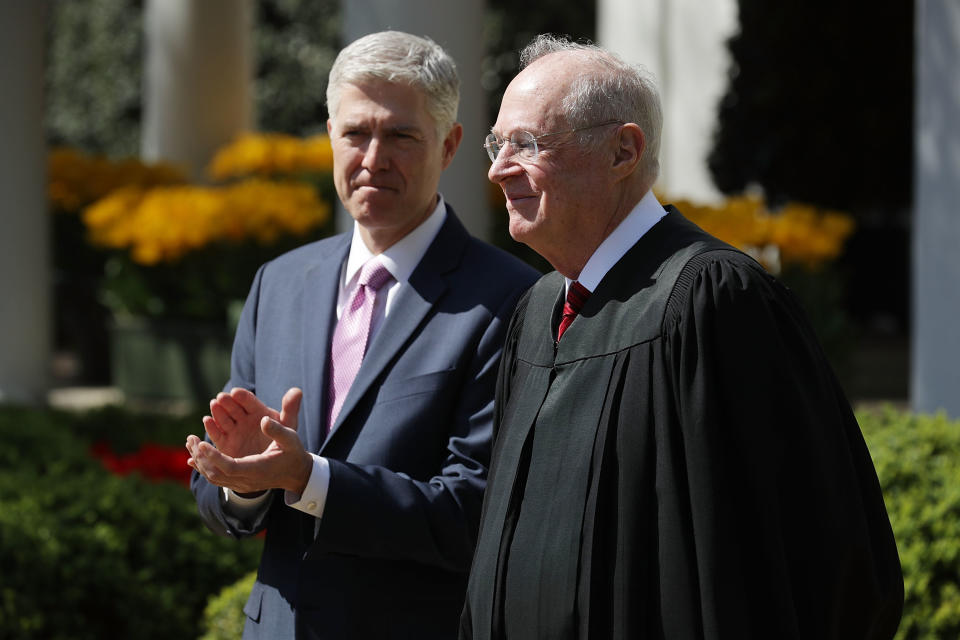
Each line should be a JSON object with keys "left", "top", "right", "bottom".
{"left": 320, "top": 208, "right": 469, "bottom": 450}
{"left": 300, "top": 234, "right": 350, "bottom": 454}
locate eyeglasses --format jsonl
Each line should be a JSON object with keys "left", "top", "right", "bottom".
{"left": 483, "top": 120, "right": 622, "bottom": 163}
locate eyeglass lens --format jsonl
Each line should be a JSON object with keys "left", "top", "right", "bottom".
{"left": 484, "top": 132, "right": 537, "bottom": 162}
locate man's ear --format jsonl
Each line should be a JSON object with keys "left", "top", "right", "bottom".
{"left": 441, "top": 122, "right": 464, "bottom": 169}
{"left": 611, "top": 123, "right": 645, "bottom": 178}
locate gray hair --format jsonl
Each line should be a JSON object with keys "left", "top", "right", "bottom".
{"left": 519, "top": 34, "right": 662, "bottom": 181}
{"left": 326, "top": 31, "right": 460, "bottom": 137}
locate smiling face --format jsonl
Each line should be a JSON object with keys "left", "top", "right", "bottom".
{"left": 328, "top": 80, "right": 462, "bottom": 253}
{"left": 488, "top": 54, "right": 615, "bottom": 277}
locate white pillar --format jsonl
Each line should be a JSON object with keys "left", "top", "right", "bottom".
{"left": 0, "top": 2, "right": 51, "bottom": 404}
{"left": 598, "top": 0, "right": 738, "bottom": 203}
{"left": 912, "top": 0, "right": 960, "bottom": 417}
{"left": 142, "top": 0, "right": 253, "bottom": 181}
{"left": 340, "top": 0, "right": 490, "bottom": 240}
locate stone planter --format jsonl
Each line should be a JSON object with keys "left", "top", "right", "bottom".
{"left": 110, "top": 315, "right": 232, "bottom": 406}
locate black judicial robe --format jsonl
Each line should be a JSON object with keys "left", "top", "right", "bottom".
{"left": 461, "top": 209, "right": 903, "bottom": 639}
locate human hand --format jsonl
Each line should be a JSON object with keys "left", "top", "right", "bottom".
{"left": 186, "top": 387, "right": 312, "bottom": 495}
{"left": 202, "top": 387, "right": 298, "bottom": 458}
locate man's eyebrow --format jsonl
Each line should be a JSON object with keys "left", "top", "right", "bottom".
{"left": 336, "top": 119, "right": 367, "bottom": 130}
{"left": 490, "top": 126, "right": 528, "bottom": 137}
{"left": 388, "top": 124, "right": 424, "bottom": 136}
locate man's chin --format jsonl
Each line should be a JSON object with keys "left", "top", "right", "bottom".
{"left": 507, "top": 215, "right": 539, "bottom": 246}
{"left": 348, "top": 192, "right": 400, "bottom": 215}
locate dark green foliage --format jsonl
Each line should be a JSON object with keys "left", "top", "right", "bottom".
{"left": 253, "top": 0, "right": 340, "bottom": 135}
{"left": 45, "top": 0, "right": 143, "bottom": 156}
{"left": 779, "top": 264, "right": 855, "bottom": 382}
{"left": 45, "top": 0, "right": 341, "bottom": 156}
{"left": 482, "top": 0, "right": 596, "bottom": 126}
{"left": 200, "top": 570, "right": 257, "bottom": 640}
{"left": 859, "top": 409, "right": 960, "bottom": 639}
{"left": 709, "top": 1, "right": 913, "bottom": 220}
{"left": 0, "top": 406, "right": 261, "bottom": 640}
{"left": 0, "top": 404, "right": 200, "bottom": 459}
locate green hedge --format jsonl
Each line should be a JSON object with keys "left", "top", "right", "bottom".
{"left": 4, "top": 405, "right": 958, "bottom": 639}
{"left": 0, "top": 405, "right": 261, "bottom": 640}
{"left": 200, "top": 570, "right": 257, "bottom": 640}
{"left": 860, "top": 408, "right": 960, "bottom": 639}
{"left": 196, "top": 408, "right": 960, "bottom": 639}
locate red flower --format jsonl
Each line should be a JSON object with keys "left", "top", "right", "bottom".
{"left": 90, "top": 442, "right": 192, "bottom": 486}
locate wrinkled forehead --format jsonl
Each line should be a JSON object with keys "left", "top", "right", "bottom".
{"left": 333, "top": 80, "right": 432, "bottom": 122}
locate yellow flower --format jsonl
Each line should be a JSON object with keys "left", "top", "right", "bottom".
{"left": 82, "top": 179, "right": 330, "bottom": 265}
{"left": 667, "top": 193, "right": 855, "bottom": 271}
{"left": 48, "top": 148, "right": 185, "bottom": 213}
{"left": 208, "top": 132, "right": 335, "bottom": 180}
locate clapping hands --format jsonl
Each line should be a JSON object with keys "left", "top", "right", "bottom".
{"left": 186, "top": 387, "right": 313, "bottom": 495}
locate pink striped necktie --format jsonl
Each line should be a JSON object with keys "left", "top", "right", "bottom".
{"left": 327, "top": 258, "right": 393, "bottom": 431}
{"left": 557, "top": 281, "right": 590, "bottom": 341}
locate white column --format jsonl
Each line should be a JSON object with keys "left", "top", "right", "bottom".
{"left": 0, "top": 2, "right": 51, "bottom": 404}
{"left": 142, "top": 0, "right": 253, "bottom": 181}
{"left": 341, "top": 0, "right": 489, "bottom": 239}
{"left": 912, "top": 0, "right": 960, "bottom": 417}
{"left": 598, "top": 0, "right": 738, "bottom": 203}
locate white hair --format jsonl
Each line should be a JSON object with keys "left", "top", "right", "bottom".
{"left": 520, "top": 34, "right": 662, "bottom": 181}
{"left": 326, "top": 30, "right": 460, "bottom": 137}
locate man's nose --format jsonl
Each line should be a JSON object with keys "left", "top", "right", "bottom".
{"left": 361, "top": 137, "right": 390, "bottom": 171}
{"left": 488, "top": 145, "right": 522, "bottom": 183}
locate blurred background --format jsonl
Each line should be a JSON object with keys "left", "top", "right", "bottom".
{"left": 0, "top": 1, "right": 958, "bottom": 638}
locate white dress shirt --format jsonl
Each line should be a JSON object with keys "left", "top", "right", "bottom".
{"left": 564, "top": 189, "right": 667, "bottom": 295}
{"left": 225, "top": 196, "right": 448, "bottom": 519}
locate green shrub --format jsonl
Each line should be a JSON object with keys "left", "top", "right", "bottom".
{"left": 0, "top": 405, "right": 261, "bottom": 640}
{"left": 0, "top": 406, "right": 91, "bottom": 473}
{"left": 201, "top": 570, "right": 257, "bottom": 640}
{"left": 859, "top": 407, "right": 960, "bottom": 639}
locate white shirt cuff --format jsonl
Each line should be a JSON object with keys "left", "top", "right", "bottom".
{"left": 223, "top": 486, "right": 272, "bottom": 515}
{"left": 284, "top": 454, "right": 330, "bottom": 518}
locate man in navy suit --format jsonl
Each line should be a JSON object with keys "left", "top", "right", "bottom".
{"left": 186, "top": 31, "right": 538, "bottom": 639}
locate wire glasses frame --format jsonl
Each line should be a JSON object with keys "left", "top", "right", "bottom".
{"left": 483, "top": 120, "right": 623, "bottom": 163}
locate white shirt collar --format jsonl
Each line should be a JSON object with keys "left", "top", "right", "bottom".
{"left": 565, "top": 189, "right": 667, "bottom": 294}
{"left": 344, "top": 195, "right": 448, "bottom": 287}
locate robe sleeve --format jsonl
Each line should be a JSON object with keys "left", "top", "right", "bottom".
{"left": 660, "top": 250, "right": 903, "bottom": 639}
{"left": 492, "top": 287, "right": 532, "bottom": 445}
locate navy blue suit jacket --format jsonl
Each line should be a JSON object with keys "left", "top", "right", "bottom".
{"left": 192, "top": 208, "right": 539, "bottom": 639}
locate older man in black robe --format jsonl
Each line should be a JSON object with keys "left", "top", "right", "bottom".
{"left": 461, "top": 34, "right": 903, "bottom": 639}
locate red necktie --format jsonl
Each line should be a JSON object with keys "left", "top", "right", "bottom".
{"left": 557, "top": 281, "right": 590, "bottom": 341}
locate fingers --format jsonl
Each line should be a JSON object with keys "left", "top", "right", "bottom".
{"left": 202, "top": 415, "right": 225, "bottom": 444}
{"left": 261, "top": 416, "right": 304, "bottom": 451}
{"left": 185, "top": 434, "right": 202, "bottom": 469}
{"left": 211, "top": 391, "right": 248, "bottom": 426}
{"left": 258, "top": 416, "right": 312, "bottom": 494}
{"left": 190, "top": 420, "right": 309, "bottom": 495}
{"left": 280, "top": 387, "right": 303, "bottom": 430}
{"left": 209, "top": 399, "right": 233, "bottom": 430}
{"left": 188, "top": 439, "right": 239, "bottom": 487}
{"left": 186, "top": 435, "right": 215, "bottom": 478}
{"left": 231, "top": 387, "right": 280, "bottom": 422}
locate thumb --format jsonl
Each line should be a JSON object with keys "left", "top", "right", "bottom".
{"left": 261, "top": 416, "right": 299, "bottom": 448}
{"left": 279, "top": 387, "right": 303, "bottom": 431}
